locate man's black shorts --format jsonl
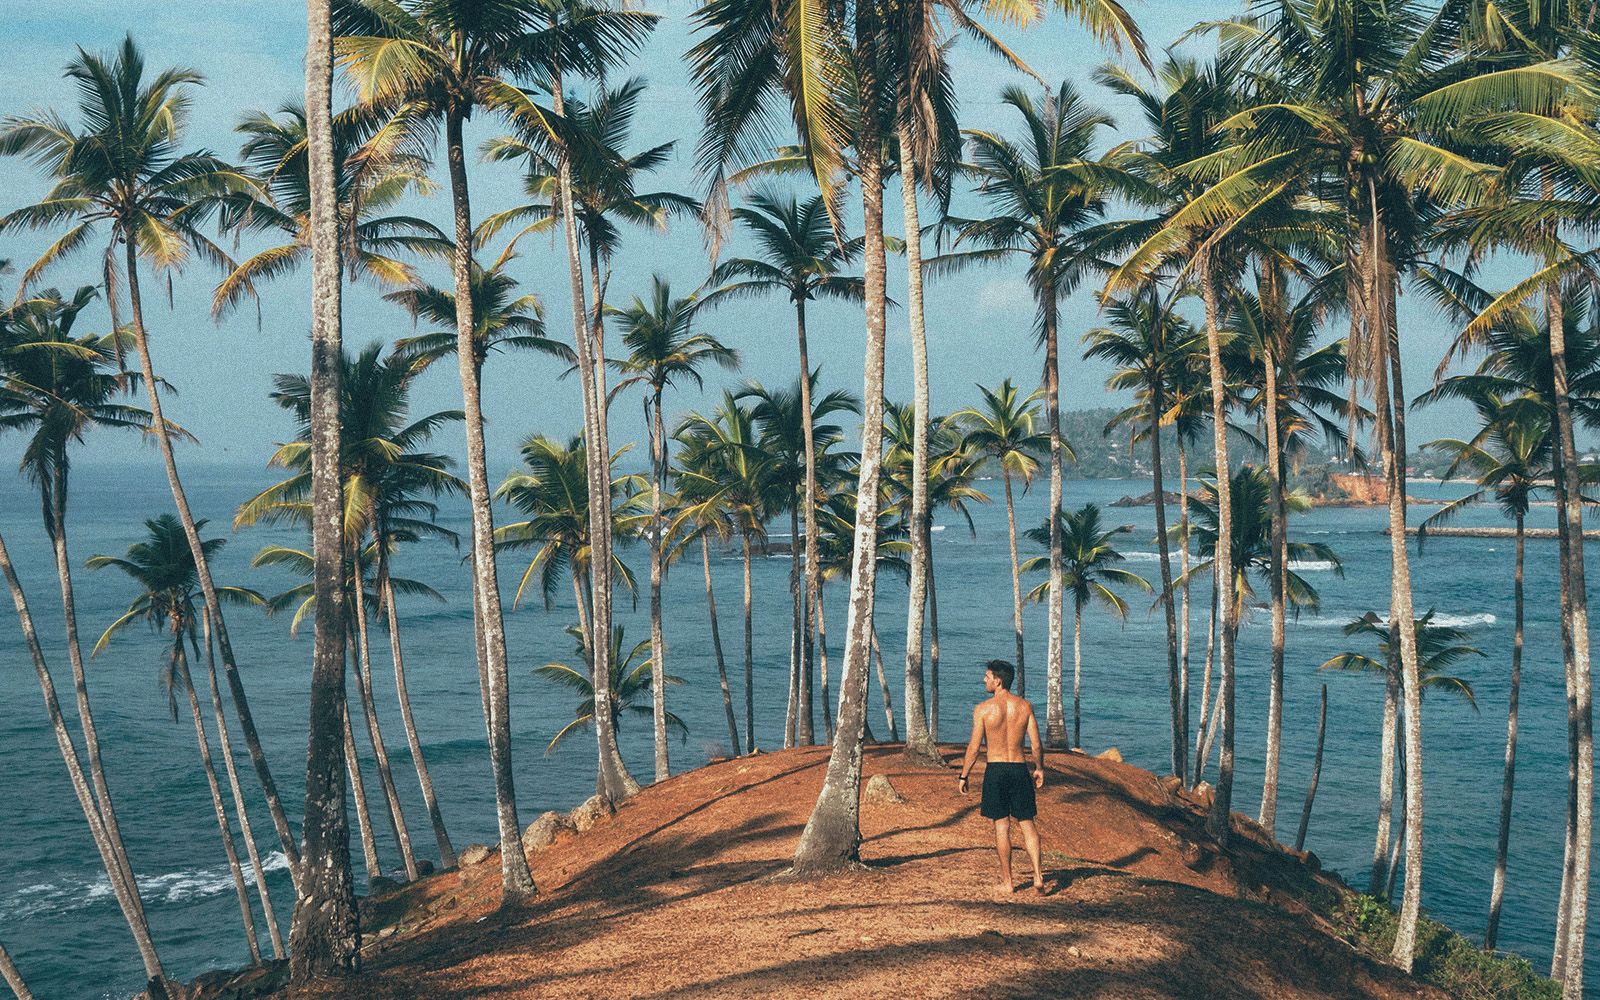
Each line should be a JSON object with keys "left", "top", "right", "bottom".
{"left": 980, "top": 761, "right": 1037, "bottom": 820}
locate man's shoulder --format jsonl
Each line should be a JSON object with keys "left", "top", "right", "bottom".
{"left": 1009, "top": 694, "right": 1037, "bottom": 715}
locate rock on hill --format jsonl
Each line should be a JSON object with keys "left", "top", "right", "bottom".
{"left": 204, "top": 747, "right": 1454, "bottom": 1000}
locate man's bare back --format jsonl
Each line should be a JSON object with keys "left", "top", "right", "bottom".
{"left": 958, "top": 660, "right": 1045, "bottom": 894}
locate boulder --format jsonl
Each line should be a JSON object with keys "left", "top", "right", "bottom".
{"left": 414, "top": 858, "right": 435, "bottom": 877}
{"left": 367, "top": 875, "right": 402, "bottom": 897}
{"left": 569, "top": 795, "right": 611, "bottom": 833}
{"left": 524, "top": 810, "right": 576, "bottom": 851}
{"left": 864, "top": 774, "right": 906, "bottom": 804}
{"left": 1096, "top": 747, "right": 1123, "bottom": 763}
{"left": 459, "top": 843, "right": 494, "bottom": 867}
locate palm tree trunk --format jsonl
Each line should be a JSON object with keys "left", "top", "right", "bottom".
{"left": 928, "top": 530, "right": 942, "bottom": 744}
{"left": 795, "top": 296, "right": 824, "bottom": 750}
{"left": 1149, "top": 381, "right": 1181, "bottom": 779}
{"left": 792, "top": 23, "right": 888, "bottom": 871}
{"left": 1485, "top": 515, "right": 1524, "bottom": 950}
{"left": 789, "top": 505, "right": 812, "bottom": 745}
{"left": 743, "top": 535, "right": 755, "bottom": 752}
{"left": 897, "top": 122, "right": 938, "bottom": 764}
{"left": 343, "top": 682, "right": 382, "bottom": 883}
{"left": 444, "top": 107, "right": 536, "bottom": 898}
{"left": 347, "top": 581, "right": 418, "bottom": 880}
{"left": 289, "top": 6, "right": 351, "bottom": 974}
{"left": 1544, "top": 229, "right": 1593, "bottom": 1000}
{"left": 377, "top": 552, "right": 454, "bottom": 868}
{"left": 176, "top": 642, "right": 261, "bottom": 963}
{"left": 1552, "top": 444, "right": 1577, "bottom": 979}
{"left": 201, "top": 611, "right": 283, "bottom": 958}
{"left": 1194, "top": 572, "right": 1217, "bottom": 782}
{"left": 1072, "top": 602, "right": 1084, "bottom": 750}
{"left": 1293, "top": 684, "right": 1328, "bottom": 852}
{"left": 551, "top": 79, "right": 636, "bottom": 806}
{"left": 43, "top": 469, "right": 141, "bottom": 915}
{"left": 1259, "top": 308, "right": 1288, "bottom": 838}
{"left": 649, "top": 388, "right": 670, "bottom": 781}
{"left": 122, "top": 242, "right": 300, "bottom": 883}
{"left": 1178, "top": 439, "right": 1192, "bottom": 777}
{"left": 0, "top": 938, "right": 31, "bottom": 1000}
{"left": 871, "top": 624, "right": 899, "bottom": 743}
{"left": 1370, "top": 657, "right": 1401, "bottom": 894}
{"left": 701, "top": 535, "right": 740, "bottom": 751}
{"left": 1004, "top": 472, "right": 1026, "bottom": 697}
{"left": 1200, "top": 261, "right": 1237, "bottom": 844}
{"left": 818, "top": 579, "right": 833, "bottom": 739}
{"left": 0, "top": 530, "right": 165, "bottom": 986}
{"left": 1043, "top": 281, "right": 1068, "bottom": 749}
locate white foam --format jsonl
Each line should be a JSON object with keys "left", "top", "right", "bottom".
{"left": 1298, "top": 612, "right": 1496, "bottom": 629}
{"left": 1288, "top": 560, "right": 1338, "bottom": 572}
{"left": 2, "top": 852, "right": 291, "bottom": 918}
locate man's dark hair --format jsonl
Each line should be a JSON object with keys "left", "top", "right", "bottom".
{"left": 985, "top": 659, "right": 1015, "bottom": 691}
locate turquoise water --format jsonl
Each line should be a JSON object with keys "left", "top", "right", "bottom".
{"left": 0, "top": 463, "right": 1590, "bottom": 997}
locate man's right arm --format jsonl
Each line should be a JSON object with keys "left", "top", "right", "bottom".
{"left": 1026, "top": 703, "right": 1045, "bottom": 788}
{"left": 959, "top": 707, "right": 985, "bottom": 794}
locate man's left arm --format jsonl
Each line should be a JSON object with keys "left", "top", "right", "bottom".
{"left": 958, "top": 707, "right": 984, "bottom": 794}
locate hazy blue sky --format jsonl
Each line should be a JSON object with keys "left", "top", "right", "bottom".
{"left": 0, "top": 0, "right": 1489, "bottom": 475}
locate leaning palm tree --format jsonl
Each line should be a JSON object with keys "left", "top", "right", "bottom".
{"left": 333, "top": 0, "right": 651, "bottom": 884}
{"left": 212, "top": 101, "right": 450, "bottom": 317}
{"left": 1023, "top": 504, "right": 1149, "bottom": 749}
{"left": 936, "top": 81, "right": 1126, "bottom": 752}
{"left": 87, "top": 517, "right": 270, "bottom": 965}
{"left": 608, "top": 277, "right": 738, "bottom": 781}
{"left": 955, "top": 380, "right": 1049, "bottom": 696}
{"left": 0, "top": 293, "right": 166, "bottom": 985}
{"left": 537, "top": 624, "right": 687, "bottom": 754}
{"left": 1417, "top": 392, "right": 1551, "bottom": 950}
{"left": 1085, "top": 285, "right": 1206, "bottom": 772}
{"left": 238, "top": 342, "right": 465, "bottom": 871}
{"left": 702, "top": 191, "right": 864, "bottom": 731}
{"left": 0, "top": 35, "right": 303, "bottom": 885}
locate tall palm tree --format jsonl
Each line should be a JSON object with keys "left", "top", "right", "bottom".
{"left": 1418, "top": 390, "right": 1551, "bottom": 949}
{"left": 334, "top": 0, "right": 651, "bottom": 879}
{"left": 0, "top": 297, "right": 166, "bottom": 987}
{"left": 212, "top": 101, "right": 449, "bottom": 317}
{"left": 955, "top": 381, "right": 1048, "bottom": 697}
{"left": 87, "top": 517, "right": 269, "bottom": 965}
{"left": 536, "top": 624, "right": 686, "bottom": 753}
{"left": 609, "top": 277, "right": 738, "bottom": 781}
{"left": 741, "top": 375, "right": 861, "bottom": 746}
{"left": 495, "top": 433, "right": 648, "bottom": 796}
{"left": 702, "top": 191, "right": 864, "bottom": 740}
{"left": 1023, "top": 504, "right": 1149, "bottom": 749}
{"left": 939, "top": 81, "right": 1125, "bottom": 750}
{"left": 672, "top": 395, "right": 777, "bottom": 751}
{"left": 238, "top": 342, "right": 466, "bottom": 871}
{"left": 1085, "top": 285, "right": 1205, "bottom": 776}
{"left": 296, "top": 0, "right": 355, "bottom": 974}
{"left": 0, "top": 35, "right": 304, "bottom": 887}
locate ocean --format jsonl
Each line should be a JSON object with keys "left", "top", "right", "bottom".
{"left": 0, "top": 462, "right": 1591, "bottom": 998}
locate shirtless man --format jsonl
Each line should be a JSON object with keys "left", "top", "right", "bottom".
{"left": 957, "top": 660, "right": 1045, "bottom": 894}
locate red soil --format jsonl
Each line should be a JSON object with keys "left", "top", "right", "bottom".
{"left": 265, "top": 746, "right": 1445, "bottom": 999}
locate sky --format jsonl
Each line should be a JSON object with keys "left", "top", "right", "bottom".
{"left": 0, "top": 0, "right": 1494, "bottom": 476}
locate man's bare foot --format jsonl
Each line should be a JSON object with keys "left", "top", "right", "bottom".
{"left": 1032, "top": 876, "right": 1046, "bottom": 893}
{"left": 994, "top": 881, "right": 1015, "bottom": 894}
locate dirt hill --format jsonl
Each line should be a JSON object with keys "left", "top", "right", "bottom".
{"left": 207, "top": 746, "right": 1452, "bottom": 1000}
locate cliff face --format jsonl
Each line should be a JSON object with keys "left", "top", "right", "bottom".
{"left": 214, "top": 747, "right": 1461, "bottom": 1000}
{"left": 1327, "top": 472, "right": 1387, "bottom": 504}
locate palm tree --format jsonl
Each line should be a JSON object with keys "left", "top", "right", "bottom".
{"left": 333, "top": 0, "right": 651, "bottom": 880}
{"left": 87, "top": 517, "right": 270, "bottom": 964}
{"left": 672, "top": 395, "right": 777, "bottom": 751}
{"left": 238, "top": 342, "right": 466, "bottom": 871}
{"left": 536, "top": 625, "right": 687, "bottom": 754}
{"left": 1085, "top": 285, "right": 1205, "bottom": 776}
{"left": 956, "top": 381, "right": 1048, "bottom": 696}
{"left": 1023, "top": 505, "right": 1149, "bottom": 749}
{"left": 609, "top": 277, "right": 738, "bottom": 781}
{"left": 212, "top": 101, "right": 449, "bottom": 317}
{"left": 1322, "top": 609, "right": 1484, "bottom": 899}
{"left": 702, "top": 191, "right": 864, "bottom": 742}
{"left": 0, "top": 35, "right": 303, "bottom": 888}
{"left": 388, "top": 253, "right": 570, "bottom": 382}
{"left": 0, "top": 299, "right": 166, "bottom": 987}
{"left": 740, "top": 375, "right": 861, "bottom": 746}
{"left": 1417, "top": 391, "right": 1551, "bottom": 950}
{"left": 937, "top": 81, "right": 1124, "bottom": 751}
{"left": 923, "top": 420, "right": 989, "bottom": 739}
